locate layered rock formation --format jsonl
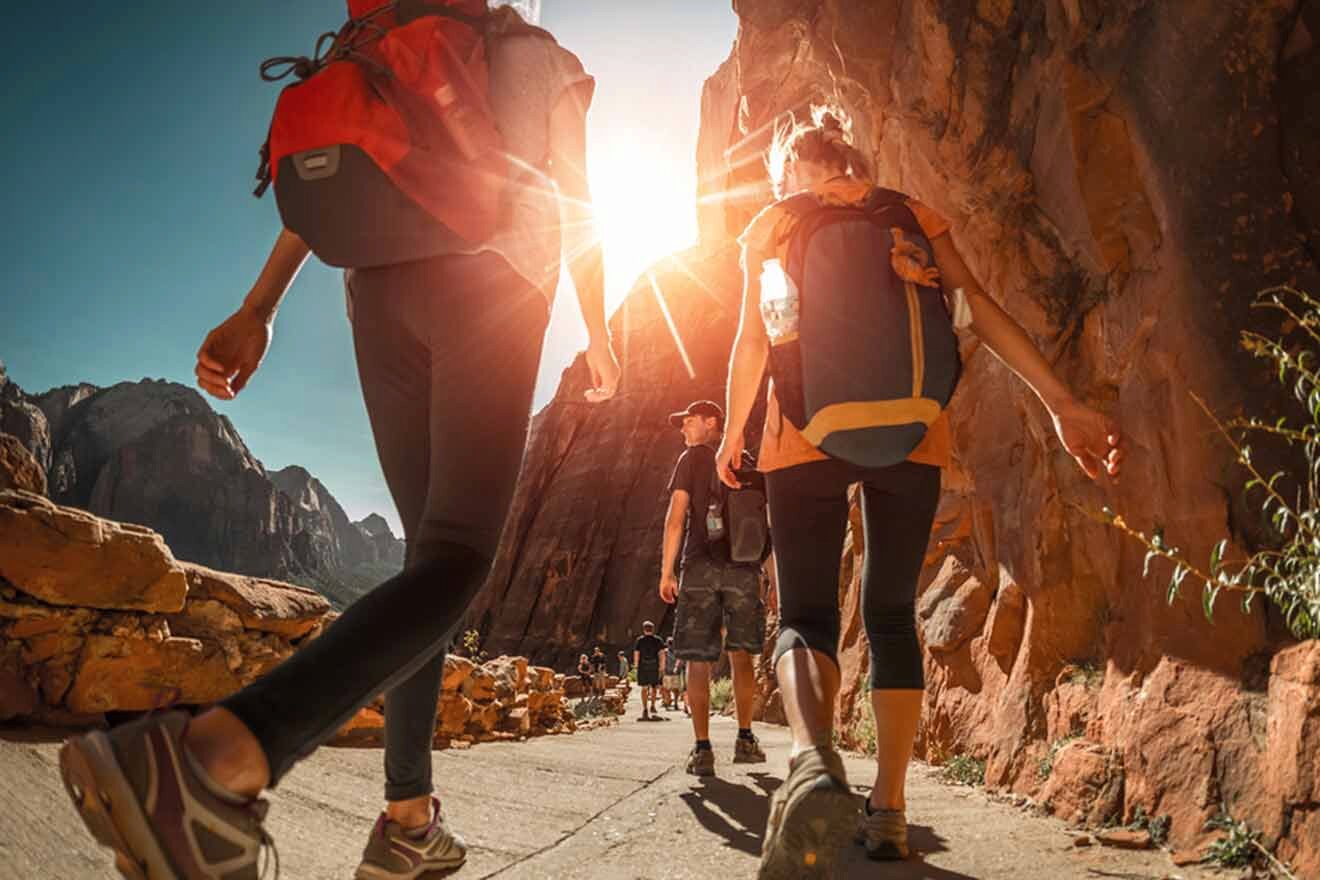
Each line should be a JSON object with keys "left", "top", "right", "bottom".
{"left": 0, "top": 490, "right": 330, "bottom": 724}
{"left": 476, "top": 0, "right": 1320, "bottom": 872}
{"left": 0, "top": 489, "right": 580, "bottom": 753}
{"left": 0, "top": 364, "right": 404, "bottom": 607}
{"left": 334, "top": 655, "right": 584, "bottom": 748}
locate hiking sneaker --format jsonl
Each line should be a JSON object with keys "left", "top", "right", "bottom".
{"left": 685, "top": 746, "right": 715, "bottom": 777}
{"left": 855, "top": 804, "right": 909, "bottom": 860}
{"left": 59, "top": 710, "right": 275, "bottom": 880}
{"left": 355, "top": 798, "right": 466, "bottom": 879}
{"left": 733, "top": 734, "right": 767, "bottom": 764}
{"left": 758, "top": 746, "right": 856, "bottom": 880}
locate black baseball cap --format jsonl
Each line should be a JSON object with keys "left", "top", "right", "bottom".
{"left": 667, "top": 400, "right": 724, "bottom": 430}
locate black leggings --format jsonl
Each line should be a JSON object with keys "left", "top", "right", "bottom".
{"left": 221, "top": 252, "right": 548, "bottom": 799}
{"left": 766, "top": 458, "right": 940, "bottom": 690}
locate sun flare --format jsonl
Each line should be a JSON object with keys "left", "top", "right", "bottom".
{"left": 588, "top": 130, "right": 697, "bottom": 309}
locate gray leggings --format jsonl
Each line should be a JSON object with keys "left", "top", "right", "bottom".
{"left": 765, "top": 458, "right": 940, "bottom": 690}
{"left": 221, "top": 252, "right": 548, "bottom": 800}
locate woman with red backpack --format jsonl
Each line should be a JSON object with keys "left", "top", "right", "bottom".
{"left": 715, "top": 107, "right": 1124, "bottom": 879}
{"left": 58, "top": 3, "right": 619, "bottom": 878}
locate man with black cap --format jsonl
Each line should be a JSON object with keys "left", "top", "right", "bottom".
{"left": 660, "top": 400, "right": 768, "bottom": 776}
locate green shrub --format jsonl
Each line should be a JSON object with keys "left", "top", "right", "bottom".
{"left": 939, "top": 754, "right": 985, "bottom": 787}
{"left": 709, "top": 676, "right": 734, "bottom": 713}
{"left": 1205, "top": 812, "right": 1262, "bottom": 868}
{"left": 1063, "top": 662, "right": 1104, "bottom": 689}
{"left": 1203, "top": 811, "right": 1299, "bottom": 878}
{"left": 1103, "top": 287, "right": 1320, "bottom": 640}
{"left": 1127, "top": 806, "right": 1171, "bottom": 847}
{"left": 458, "top": 629, "right": 481, "bottom": 659}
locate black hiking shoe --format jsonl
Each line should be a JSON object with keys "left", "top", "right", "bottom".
{"left": 758, "top": 746, "right": 855, "bottom": 880}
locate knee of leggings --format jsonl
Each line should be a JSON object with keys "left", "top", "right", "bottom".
{"left": 865, "top": 606, "right": 923, "bottom": 690}
{"left": 410, "top": 536, "right": 495, "bottom": 574}
{"left": 773, "top": 623, "right": 838, "bottom": 670}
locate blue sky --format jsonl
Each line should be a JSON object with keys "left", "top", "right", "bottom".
{"left": 0, "top": 1, "right": 737, "bottom": 533}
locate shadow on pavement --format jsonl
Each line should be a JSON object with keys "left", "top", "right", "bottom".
{"left": 679, "top": 773, "right": 977, "bottom": 880}
{"left": 838, "top": 823, "right": 977, "bottom": 879}
{"left": 678, "top": 770, "right": 782, "bottom": 856}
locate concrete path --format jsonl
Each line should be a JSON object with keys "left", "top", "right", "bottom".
{"left": 1, "top": 690, "right": 1217, "bottom": 879}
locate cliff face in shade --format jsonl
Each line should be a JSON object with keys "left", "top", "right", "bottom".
{"left": 469, "top": 244, "right": 759, "bottom": 669}
{"left": 479, "top": 0, "right": 1320, "bottom": 871}
{"left": 356, "top": 513, "right": 407, "bottom": 569}
{"left": 0, "top": 361, "right": 52, "bottom": 474}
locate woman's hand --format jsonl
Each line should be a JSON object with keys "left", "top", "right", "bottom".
{"left": 584, "top": 337, "right": 620, "bottom": 403}
{"left": 195, "top": 307, "right": 273, "bottom": 400}
{"left": 715, "top": 433, "right": 745, "bottom": 489}
{"left": 1051, "top": 400, "right": 1124, "bottom": 481}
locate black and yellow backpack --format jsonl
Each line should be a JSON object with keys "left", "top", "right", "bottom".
{"left": 765, "top": 187, "right": 962, "bottom": 467}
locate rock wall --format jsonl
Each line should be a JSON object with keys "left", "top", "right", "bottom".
{"left": 0, "top": 490, "right": 330, "bottom": 724}
{"left": 0, "top": 489, "right": 579, "bottom": 751}
{"left": 712, "top": 1, "right": 1320, "bottom": 872}
{"left": 334, "top": 655, "right": 583, "bottom": 749}
{"left": 476, "top": 0, "right": 1320, "bottom": 872}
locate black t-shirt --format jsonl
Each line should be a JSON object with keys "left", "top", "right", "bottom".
{"left": 633, "top": 634, "right": 665, "bottom": 670}
{"left": 667, "top": 443, "right": 718, "bottom": 566}
{"left": 590, "top": 652, "right": 607, "bottom": 673}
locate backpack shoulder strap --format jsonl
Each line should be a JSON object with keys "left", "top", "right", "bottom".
{"left": 863, "top": 187, "right": 923, "bottom": 235}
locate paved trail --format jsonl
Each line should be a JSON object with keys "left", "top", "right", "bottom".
{"left": 2, "top": 690, "right": 1215, "bottom": 879}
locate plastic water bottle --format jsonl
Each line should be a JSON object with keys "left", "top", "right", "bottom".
{"left": 706, "top": 500, "right": 726, "bottom": 542}
{"left": 759, "top": 258, "right": 800, "bottom": 342}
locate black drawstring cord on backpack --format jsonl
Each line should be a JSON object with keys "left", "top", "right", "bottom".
{"left": 253, "top": 4, "right": 397, "bottom": 196}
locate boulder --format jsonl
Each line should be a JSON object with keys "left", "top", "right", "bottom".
{"left": 180, "top": 564, "right": 328, "bottom": 640}
{"left": 66, "top": 634, "right": 241, "bottom": 713}
{"left": 442, "top": 655, "right": 476, "bottom": 692}
{"left": 528, "top": 665, "right": 556, "bottom": 691}
{"left": 1037, "top": 741, "right": 1124, "bottom": 827}
{"left": 437, "top": 693, "right": 473, "bottom": 736}
{"left": 917, "top": 555, "right": 993, "bottom": 654}
{"left": 0, "top": 491, "right": 187, "bottom": 613}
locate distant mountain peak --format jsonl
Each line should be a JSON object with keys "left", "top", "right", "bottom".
{"left": 355, "top": 513, "right": 396, "bottom": 540}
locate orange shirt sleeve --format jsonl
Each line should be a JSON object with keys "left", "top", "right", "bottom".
{"left": 906, "top": 199, "right": 950, "bottom": 241}
{"left": 737, "top": 202, "right": 789, "bottom": 259}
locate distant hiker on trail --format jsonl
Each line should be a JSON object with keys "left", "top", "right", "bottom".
{"left": 719, "top": 106, "right": 1124, "bottom": 878}
{"left": 633, "top": 621, "right": 665, "bottom": 720}
{"left": 659, "top": 400, "right": 769, "bottom": 777}
{"left": 617, "top": 650, "right": 630, "bottom": 680}
{"left": 577, "top": 653, "right": 594, "bottom": 694}
{"left": 590, "top": 646, "right": 610, "bottom": 697}
{"left": 662, "top": 636, "right": 686, "bottom": 710}
{"left": 57, "top": 4, "right": 621, "bottom": 880}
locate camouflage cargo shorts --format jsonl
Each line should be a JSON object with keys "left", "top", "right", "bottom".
{"left": 672, "top": 557, "right": 765, "bottom": 662}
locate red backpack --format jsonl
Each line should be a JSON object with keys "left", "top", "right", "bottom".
{"left": 254, "top": 0, "right": 507, "bottom": 268}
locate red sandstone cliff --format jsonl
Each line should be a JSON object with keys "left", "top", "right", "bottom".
{"left": 477, "top": 1, "right": 1320, "bottom": 871}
